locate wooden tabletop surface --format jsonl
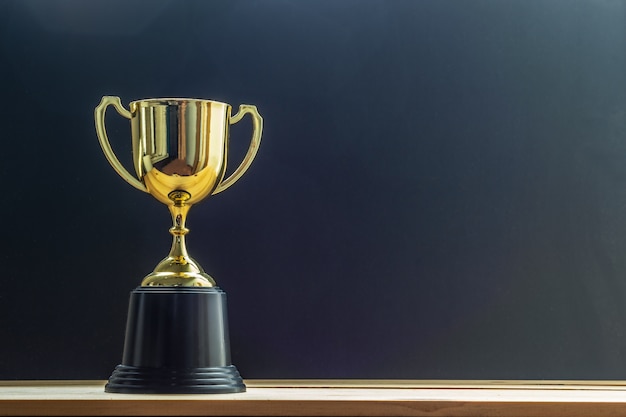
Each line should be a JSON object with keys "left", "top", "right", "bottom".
{"left": 2, "top": 380, "right": 626, "bottom": 416}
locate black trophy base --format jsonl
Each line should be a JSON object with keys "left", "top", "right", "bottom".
{"left": 106, "top": 364, "right": 245, "bottom": 394}
{"left": 105, "top": 286, "right": 246, "bottom": 394}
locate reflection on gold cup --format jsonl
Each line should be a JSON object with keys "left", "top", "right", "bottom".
{"left": 94, "top": 96, "right": 262, "bottom": 394}
{"left": 95, "top": 96, "right": 262, "bottom": 287}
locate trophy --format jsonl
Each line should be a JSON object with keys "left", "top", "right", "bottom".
{"left": 94, "top": 96, "right": 262, "bottom": 394}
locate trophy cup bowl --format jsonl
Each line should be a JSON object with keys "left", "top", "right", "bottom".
{"left": 94, "top": 96, "right": 262, "bottom": 393}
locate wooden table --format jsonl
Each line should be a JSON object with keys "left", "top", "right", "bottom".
{"left": 2, "top": 380, "right": 626, "bottom": 416}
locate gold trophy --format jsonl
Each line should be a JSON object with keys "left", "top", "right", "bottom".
{"left": 94, "top": 96, "right": 262, "bottom": 394}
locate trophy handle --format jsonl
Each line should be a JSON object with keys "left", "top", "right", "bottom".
{"left": 213, "top": 104, "right": 263, "bottom": 194}
{"left": 95, "top": 96, "right": 148, "bottom": 193}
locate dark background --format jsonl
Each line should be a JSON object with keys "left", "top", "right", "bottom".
{"left": 1, "top": 0, "right": 626, "bottom": 380}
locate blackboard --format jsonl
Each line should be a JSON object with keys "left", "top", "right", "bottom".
{"left": 1, "top": 0, "right": 626, "bottom": 380}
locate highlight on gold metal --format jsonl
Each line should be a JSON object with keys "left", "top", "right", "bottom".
{"left": 94, "top": 95, "right": 263, "bottom": 287}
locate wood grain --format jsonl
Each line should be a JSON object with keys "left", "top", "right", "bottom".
{"left": 2, "top": 380, "right": 626, "bottom": 416}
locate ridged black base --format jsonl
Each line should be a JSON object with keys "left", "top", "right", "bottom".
{"left": 105, "top": 364, "right": 246, "bottom": 394}
{"left": 106, "top": 287, "right": 245, "bottom": 394}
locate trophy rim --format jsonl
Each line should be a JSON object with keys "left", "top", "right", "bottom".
{"left": 130, "top": 97, "right": 231, "bottom": 107}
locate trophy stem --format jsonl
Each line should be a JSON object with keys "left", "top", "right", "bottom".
{"left": 140, "top": 191, "right": 216, "bottom": 287}
{"left": 167, "top": 201, "right": 191, "bottom": 264}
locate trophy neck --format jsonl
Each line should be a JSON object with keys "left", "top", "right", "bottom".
{"left": 140, "top": 197, "right": 216, "bottom": 287}
{"left": 168, "top": 204, "right": 191, "bottom": 260}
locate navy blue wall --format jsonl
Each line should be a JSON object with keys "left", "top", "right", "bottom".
{"left": 1, "top": 0, "right": 626, "bottom": 380}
